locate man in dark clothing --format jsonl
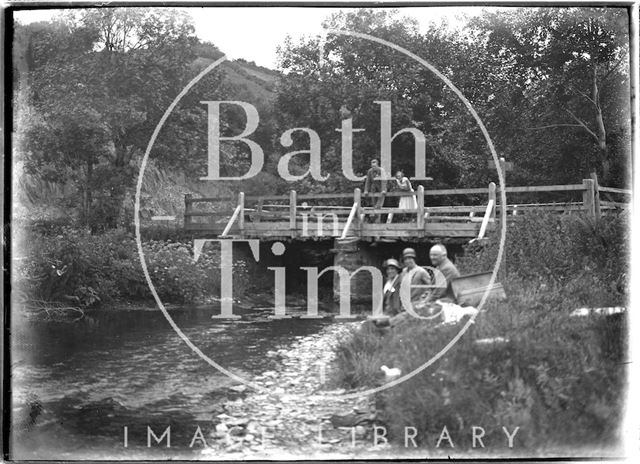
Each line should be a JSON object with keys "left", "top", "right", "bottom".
{"left": 363, "top": 159, "right": 388, "bottom": 223}
{"left": 427, "top": 244, "right": 461, "bottom": 303}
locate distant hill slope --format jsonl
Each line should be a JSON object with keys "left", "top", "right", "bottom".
{"left": 191, "top": 50, "right": 280, "bottom": 106}
{"left": 14, "top": 41, "right": 282, "bottom": 223}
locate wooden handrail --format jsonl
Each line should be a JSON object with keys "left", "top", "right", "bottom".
{"left": 598, "top": 186, "right": 632, "bottom": 195}
{"left": 365, "top": 208, "right": 419, "bottom": 214}
{"left": 189, "top": 196, "right": 235, "bottom": 203}
{"left": 184, "top": 180, "right": 630, "bottom": 236}
{"left": 185, "top": 212, "right": 239, "bottom": 217}
{"left": 600, "top": 200, "right": 630, "bottom": 207}
{"left": 257, "top": 204, "right": 353, "bottom": 210}
{"left": 191, "top": 201, "right": 599, "bottom": 218}
{"left": 185, "top": 183, "right": 600, "bottom": 206}
{"left": 499, "top": 184, "right": 585, "bottom": 193}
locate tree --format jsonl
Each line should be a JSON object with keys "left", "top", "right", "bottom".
{"left": 16, "top": 9, "right": 218, "bottom": 229}
{"left": 274, "top": 7, "right": 631, "bottom": 191}
{"left": 276, "top": 9, "right": 484, "bottom": 191}
{"left": 468, "top": 7, "right": 630, "bottom": 185}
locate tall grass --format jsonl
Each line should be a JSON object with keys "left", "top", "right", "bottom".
{"left": 332, "top": 212, "right": 628, "bottom": 452}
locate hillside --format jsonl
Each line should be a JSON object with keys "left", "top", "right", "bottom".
{"left": 191, "top": 54, "right": 280, "bottom": 104}
{"left": 14, "top": 42, "right": 282, "bottom": 224}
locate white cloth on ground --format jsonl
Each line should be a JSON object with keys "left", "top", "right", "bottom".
{"left": 439, "top": 301, "right": 479, "bottom": 324}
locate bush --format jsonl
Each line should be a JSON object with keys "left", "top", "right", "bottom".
{"left": 13, "top": 227, "right": 222, "bottom": 307}
{"left": 458, "top": 211, "right": 629, "bottom": 304}
{"left": 142, "top": 239, "right": 220, "bottom": 303}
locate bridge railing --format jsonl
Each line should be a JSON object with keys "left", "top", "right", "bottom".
{"left": 184, "top": 178, "right": 630, "bottom": 234}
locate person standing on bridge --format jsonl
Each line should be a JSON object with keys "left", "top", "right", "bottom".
{"left": 387, "top": 170, "right": 417, "bottom": 223}
{"left": 363, "top": 159, "right": 388, "bottom": 223}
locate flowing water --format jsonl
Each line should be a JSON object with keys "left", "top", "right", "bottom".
{"left": 10, "top": 304, "right": 338, "bottom": 459}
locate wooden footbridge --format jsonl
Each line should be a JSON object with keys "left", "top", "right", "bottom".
{"left": 184, "top": 177, "right": 630, "bottom": 243}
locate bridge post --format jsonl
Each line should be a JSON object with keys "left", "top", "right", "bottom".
{"left": 417, "top": 185, "right": 425, "bottom": 232}
{"left": 238, "top": 192, "right": 245, "bottom": 237}
{"left": 255, "top": 198, "right": 263, "bottom": 223}
{"left": 582, "top": 179, "right": 596, "bottom": 219}
{"left": 590, "top": 172, "right": 601, "bottom": 220}
{"left": 488, "top": 182, "right": 496, "bottom": 222}
{"left": 354, "top": 188, "right": 362, "bottom": 234}
{"left": 290, "top": 190, "right": 297, "bottom": 238}
{"left": 184, "top": 194, "right": 192, "bottom": 228}
{"left": 332, "top": 238, "right": 378, "bottom": 305}
{"left": 494, "top": 174, "right": 507, "bottom": 281}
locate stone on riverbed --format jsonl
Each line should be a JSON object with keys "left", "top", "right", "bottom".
{"left": 200, "top": 321, "right": 375, "bottom": 458}
{"left": 226, "top": 416, "right": 249, "bottom": 427}
{"left": 355, "top": 425, "right": 367, "bottom": 438}
{"left": 215, "top": 423, "right": 228, "bottom": 434}
{"left": 245, "top": 421, "right": 261, "bottom": 435}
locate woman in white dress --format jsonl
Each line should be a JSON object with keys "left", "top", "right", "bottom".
{"left": 388, "top": 170, "right": 417, "bottom": 222}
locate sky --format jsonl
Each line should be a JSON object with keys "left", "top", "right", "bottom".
{"left": 14, "top": 6, "right": 497, "bottom": 69}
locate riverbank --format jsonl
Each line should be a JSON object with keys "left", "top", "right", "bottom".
{"left": 11, "top": 211, "right": 629, "bottom": 458}
{"left": 12, "top": 223, "right": 338, "bottom": 316}
{"left": 329, "top": 211, "right": 628, "bottom": 454}
{"left": 200, "top": 312, "right": 624, "bottom": 460}
{"left": 12, "top": 225, "right": 225, "bottom": 311}
{"left": 11, "top": 303, "right": 626, "bottom": 460}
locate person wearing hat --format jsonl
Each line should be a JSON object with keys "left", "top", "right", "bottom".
{"left": 382, "top": 258, "right": 402, "bottom": 316}
{"left": 399, "top": 247, "right": 432, "bottom": 312}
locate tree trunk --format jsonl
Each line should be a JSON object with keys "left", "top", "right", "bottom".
{"left": 110, "top": 141, "right": 130, "bottom": 229}
{"left": 592, "top": 64, "right": 609, "bottom": 182}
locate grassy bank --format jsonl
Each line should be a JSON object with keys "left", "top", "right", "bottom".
{"left": 331, "top": 212, "right": 628, "bottom": 452}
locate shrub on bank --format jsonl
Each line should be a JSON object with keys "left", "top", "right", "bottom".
{"left": 458, "top": 211, "right": 629, "bottom": 304}
{"left": 332, "top": 212, "right": 628, "bottom": 451}
{"left": 13, "top": 226, "right": 221, "bottom": 307}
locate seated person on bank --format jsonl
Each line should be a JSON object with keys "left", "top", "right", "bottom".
{"left": 387, "top": 248, "right": 432, "bottom": 326}
{"left": 382, "top": 258, "right": 402, "bottom": 316}
{"left": 426, "top": 244, "right": 460, "bottom": 303}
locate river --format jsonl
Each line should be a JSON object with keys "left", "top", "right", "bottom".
{"left": 10, "top": 304, "right": 359, "bottom": 459}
